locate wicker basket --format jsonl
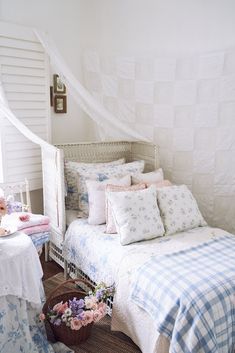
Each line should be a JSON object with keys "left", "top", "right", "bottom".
{"left": 42, "top": 278, "right": 93, "bottom": 346}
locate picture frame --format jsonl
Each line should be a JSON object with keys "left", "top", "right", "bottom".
{"left": 53, "top": 74, "right": 66, "bottom": 94}
{"left": 50, "top": 86, "right": 53, "bottom": 106}
{"left": 54, "top": 95, "right": 67, "bottom": 113}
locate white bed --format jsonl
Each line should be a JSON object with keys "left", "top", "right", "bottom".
{"left": 44, "top": 140, "right": 235, "bottom": 352}
{"left": 62, "top": 219, "right": 231, "bottom": 353}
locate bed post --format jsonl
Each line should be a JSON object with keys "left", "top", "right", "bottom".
{"left": 64, "top": 260, "right": 69, "bottom": 279}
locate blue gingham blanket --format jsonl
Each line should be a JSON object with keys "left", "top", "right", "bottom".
{"left": 131, "top": 235, "right": 235, "bottom": 353}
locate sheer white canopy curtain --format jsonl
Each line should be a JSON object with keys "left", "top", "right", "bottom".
{"left": 35, "top": 29, "right": 149, "bottom": 142}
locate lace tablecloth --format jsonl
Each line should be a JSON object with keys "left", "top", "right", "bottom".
{"left": 0, "top": 232, "right": 73, "bottom": 353}
{"left": 0, "top": 231, "right": 43, "bottom": 303}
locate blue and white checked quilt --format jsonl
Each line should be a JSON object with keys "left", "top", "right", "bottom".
{"left": 131, "top": 235, "right": 235, "bottom": 353}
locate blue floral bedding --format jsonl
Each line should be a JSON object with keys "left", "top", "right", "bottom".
{"left": 62, "top": 219, "right": 132, "bottom": 285}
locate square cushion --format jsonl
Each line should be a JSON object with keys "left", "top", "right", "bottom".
{"left": 105, "top": 183, "right": 146, "bottom": 234}
{"left": 78, "top": 160, "right": 145, "bottom": 216}
{"left": 132, "top": 168, "right": 164, "bottom": 185}
{"left": 107, "top": 185, "right": 165, "bottom": 245}
{"left": 157, "top": 184, "right": 207, "bottom": 236}
{"left": 86, "top": 175, "right": 131, "bottom": 225}
{"left": 65, "top": 158, "right": 125, "bottom": 210}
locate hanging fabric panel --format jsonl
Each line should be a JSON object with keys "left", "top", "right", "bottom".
{"left": 34, "top": 29, "right": 149, "bottom": 142}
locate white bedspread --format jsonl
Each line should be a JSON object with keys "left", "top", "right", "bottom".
{"left": 63, "top": 218, "right": 140, "bottom": 285}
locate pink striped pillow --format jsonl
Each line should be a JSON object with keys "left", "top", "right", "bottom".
{"left": 105, "top": 183, "right": 146, "bottom": 234}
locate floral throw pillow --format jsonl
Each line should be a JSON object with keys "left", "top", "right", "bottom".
{"left": 65, "top": 158, "right": 125, "bottom": 210}
{"left": 105, "top": 183, "right": 146, "bottom": 234}
{"left": 78, "top": 160, "right": 145, "bottom": 217}
{"left": 107, "top": 185, "right": 164, "bottom": 245}
{"left": 157, "top": 184, "right": 207, "bottom": 236}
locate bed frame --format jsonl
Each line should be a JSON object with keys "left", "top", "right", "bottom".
{"left": 43, "top": 141, "right": 159, "bottom": 299}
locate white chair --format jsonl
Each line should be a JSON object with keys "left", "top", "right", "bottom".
{"left": 0, "top": 178, "right": 32, "bottom": 212}
{"left": 0, "top": 179, "right": 49, "bottom": 260}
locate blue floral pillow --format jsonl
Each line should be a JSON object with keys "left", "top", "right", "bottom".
{"left": 157, "top": 185, "right": 207, "bottom": 236}
{"left": 65, "top": 158, "right": 125, "bottom": 210}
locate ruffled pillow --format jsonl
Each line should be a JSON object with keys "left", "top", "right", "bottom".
{"left": 78, "top": 160, "right": 145, "bottom": 216}
{"left": 105, "top": 183, "right": 146, "bottom": 234}
{"left": 86, "top": 175, "right": 131, "bottom": 225}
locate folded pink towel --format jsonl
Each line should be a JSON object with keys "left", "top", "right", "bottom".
{"left": 1, "top": 212, "right": 50, "bottom": 231}
{"left": 23, "top": 224, "right": 51, "bottom": 236}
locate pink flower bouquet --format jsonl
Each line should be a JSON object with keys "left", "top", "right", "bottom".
{"left": 0, "top": 197, "right": 7, "bottom": 218}
{"left": 41, "top": 283, "right": 114, "bottom": 330}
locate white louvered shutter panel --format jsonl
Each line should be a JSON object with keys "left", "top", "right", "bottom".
{"left": 0, "top": 21, "right": 51, "bottom": 190}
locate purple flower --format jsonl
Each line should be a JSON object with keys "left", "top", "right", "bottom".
{"left": 54, "top": 318, "right": 62, "bottom": 326}
{"left": 69, "top": 297, "right": 85, "bottom": 315}
{"left": 96, "top": 289, "right": 104, "bottom": 300}
{"left": 76, "top": 311, "right": 85, "bottom": 320}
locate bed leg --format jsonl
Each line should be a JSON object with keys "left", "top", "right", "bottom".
{"left": 64, "top": 260, "right": 69, "bottom": 279}
{"left": 44, "top": 242, "right": 50, "bottom": 262}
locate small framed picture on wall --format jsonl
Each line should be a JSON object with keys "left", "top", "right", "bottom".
{"left": 50, "top": 86, "right": 53, "bottom": 106}
{"left": 53, "top": 74, "right": 66, "bottom": 94}
{"left": 54, "top": 95, "right": 67, "bottom": 113}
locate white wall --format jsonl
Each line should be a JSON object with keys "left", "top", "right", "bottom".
{"left": 0, "top": 0, "right": 96, "bottom": 144}
{"left": 81, "top": 0, "right": 235, "bottom": 55}
{"left": 80, "top": 0, "right": 235, "bottom": 234}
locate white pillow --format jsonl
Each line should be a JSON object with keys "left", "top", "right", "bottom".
{"left": 105, "top": 183, "right": 146, "bottom": 234}
{"left": 107, "top": 185, "right": 165, "bottom": 245}
{"left": 132, "top": 168, "right": 164, "bottom": 185}
{"left": 86, "top": 175, "right": 131, "bottom": 225}
{"left": 157, "top": 184, "right": 207, "bottom": 236}
{"left": 78, "top": 160, "right": 145, "bottom": 216}
{"left": 65, "top": 158, "right": 125, "bottom": 210}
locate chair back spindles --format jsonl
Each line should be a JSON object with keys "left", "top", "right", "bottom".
{"left": 25, "top": 178, "right": 32, "bottom": 213}
{"left": 0, "top": 179, "right": 32, "bottom": 212}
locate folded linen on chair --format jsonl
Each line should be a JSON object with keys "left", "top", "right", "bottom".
{"left": 21, "top": 224, "right": 50, "bottom": 236}
{"left": 30, "top": 231, "right": 50, "bottom": 251}
{"left": 29, "top": 232, "right": 50, "bottom": 251}
{"left": 1, "top": 212, "right": 50, "bottom": 230}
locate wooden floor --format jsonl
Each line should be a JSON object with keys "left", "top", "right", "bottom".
{"left": 40, "top": 251, "right": 63, "bottom": 280}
